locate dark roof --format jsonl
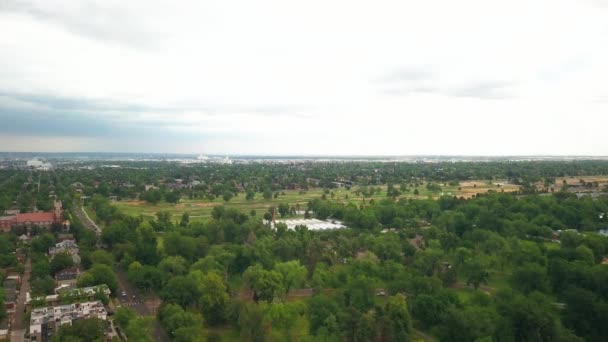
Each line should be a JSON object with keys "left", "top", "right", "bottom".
{"left": 55, "top": 267, "right": 81, "bottom": 281}
{"left": 3, "top": 285, "right": 17, "bottom": 302}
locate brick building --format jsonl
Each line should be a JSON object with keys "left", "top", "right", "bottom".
{"left": 0, "top": 201, "right": 63, "bottom": 233}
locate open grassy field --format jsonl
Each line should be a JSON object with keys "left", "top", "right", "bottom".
{"left": 534, "top": 175, "right": 608, "bottom": 192}
{"left": 115, "top": 187, "right": 345, "bottom": 222}
{"left": 113, "top": 180, "right": 520, "bottom": 222}
{"left": 557, "top": 175, "right": 608, "bottom": 187}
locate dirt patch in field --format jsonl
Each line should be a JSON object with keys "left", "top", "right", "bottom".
{"left": 460, "top": 181, "right": 490, "bottom": 187}
{"left": 456, "top": 183, "right": 519, "bottom": 199}
{"left": 119, "top": 201, "right": 220, "bottom": 208}
{"left": 557, "top": 176, "right": 608, "bottom": 186}
{"left": 124, "top": 201, "right": 147, "bottom": 206}
{"left": 458, "top": 188, "right": 510, "bottom": 199}
{"left": 182, "top": 202, "right": 221, "bottom": 208}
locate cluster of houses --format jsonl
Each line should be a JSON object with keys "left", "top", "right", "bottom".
{"left": 1, "top": 234, "right": 114, "bottom": 341}
{"left": 162, "top": 178, "right": 205, "bottom": 191}
{"left": 1, "top": 271, "right": 23, "bottom": 339}
{"left": 27, "top": 286, "right": 111, "bottom": 342}
{"left": 25, "top": 238, "right": 113, "bottom": 342}
{"left": 48, "top": 238, "right": 83, "bottom": 292}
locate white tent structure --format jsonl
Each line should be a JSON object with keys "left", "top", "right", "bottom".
{"left": 272, "top": 218, "right": 346, "bottom": 231}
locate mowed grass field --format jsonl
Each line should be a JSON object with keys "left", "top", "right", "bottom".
{"left": 113, "top": 180, "right": 520, "bottom": 222}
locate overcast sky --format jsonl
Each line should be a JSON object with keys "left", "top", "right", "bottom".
{"left": 1, "top": 0, "right": 607, "bottom": 155}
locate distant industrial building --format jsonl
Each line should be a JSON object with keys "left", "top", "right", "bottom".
{"left": 26, "top": 159, "right": 52, "bottom": 171}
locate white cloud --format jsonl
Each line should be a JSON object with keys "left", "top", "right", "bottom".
{"left": 0, "top": 0, "right": 607, "bottom": 154}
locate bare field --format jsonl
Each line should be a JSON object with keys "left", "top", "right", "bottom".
{"left": 557, "top": 176, "right": 608, "bottom": 186}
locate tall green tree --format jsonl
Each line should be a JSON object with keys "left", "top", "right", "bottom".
{"left": 243, "top": 265, "right": 284, "bottom": 303}
{"left": 275, "top": 260, "right": 307, "bottom": 294}
{"left": 196, "top": 271, "right": 230, "bottom": 325}
{"left": 382, "top": 293, "right": 413, "bottom": 341}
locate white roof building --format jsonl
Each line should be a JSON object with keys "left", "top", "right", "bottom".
{"left": 29, "top": 301, "right": 107, "bottom": 341}
{"left": 272, "top": 218, "right": 347, "bottom": 231}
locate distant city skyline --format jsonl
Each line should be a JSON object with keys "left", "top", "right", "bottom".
{"left": 1, "top": 0, "right": 607, "bottom": 155}
{"left": 4, "top": 152, "right": 608, "bottom": 161}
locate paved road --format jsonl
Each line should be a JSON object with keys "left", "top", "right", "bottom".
{"left": 115, "top": 268, "right": 169, "bottom": 342}
{"left": 115, "top": 268, "right": 150, "bottom": 315}
{"left": 10, "top": 258, "right": 31, "bottom": 342}
{"left": 72, "top": 205, "right": 101, "bottom": 237}
{"left": 74, "top": 205, "right": 169, "bottom": 341}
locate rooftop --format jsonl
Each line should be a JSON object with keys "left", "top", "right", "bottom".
{"left": 55, "top": 266, "right": 81, "bottom": 280}
{"left": 30, "top": 301, "right": 108, "bottom": 335}
{"left": 273, "top": 218, "right": 347, "bottom": 231}
{"left": 14, "top": 212, "right": 55, "bottom": 223}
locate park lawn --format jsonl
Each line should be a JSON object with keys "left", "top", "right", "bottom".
{"left": 204, "top": 325, "right": 240, "bottom": 341}
{"left": 412, "top": 328, "right": 439, "bottom": 342}
{"left": 486, "top": 271, "right": 511, "bottom": 290}
{"left": 113, "top": 180, "right": 520, "bottom": 221}
{"left": 447, "top": 286, "right": 479, "bottom": 303}
{"left": 541, "top": 241, "right": 562, "bottom": 251}
{"left": 114, "top": 188, "right": 339, "bottom": 222}
{"left": 555, "top": 175, "right": 608, "bottom": 188}
{"left": 156, "top": 235, "right": 164, "bottom": 252}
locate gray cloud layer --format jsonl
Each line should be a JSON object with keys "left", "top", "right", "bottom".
{"left": 1, "top": 0, "right": 607, "bottom": 154}
{"left": 0, "top": 0, "right": 160, "bottom": 48}
{"left": 0, "top": 90, "right": 313, "bottom": 141}
{"left": 379, "top": 68, "right": 516, "bottom": 99}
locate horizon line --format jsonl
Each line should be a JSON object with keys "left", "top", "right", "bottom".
{"left": 2, "top": 151, "right": 608, "bottom": 158}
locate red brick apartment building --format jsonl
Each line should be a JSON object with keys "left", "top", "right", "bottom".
{"left": 0, "top": 201, "right": 63, "bottom": 233}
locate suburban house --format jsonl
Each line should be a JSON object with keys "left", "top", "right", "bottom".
{"left": 49, "top": 240, "right": 80, "bottom": 264}
{"left": 54, "top": 267, "right": 82, "bottom": 289}
{"left": 3, "top": 278, "right": 18, "bottom": 315}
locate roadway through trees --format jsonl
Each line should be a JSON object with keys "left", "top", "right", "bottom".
{"left": 75, "top": 205, "right": 169, "bottom": 342}
{"left": 115, "top": 267, "right": 169, "bottom": 342}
